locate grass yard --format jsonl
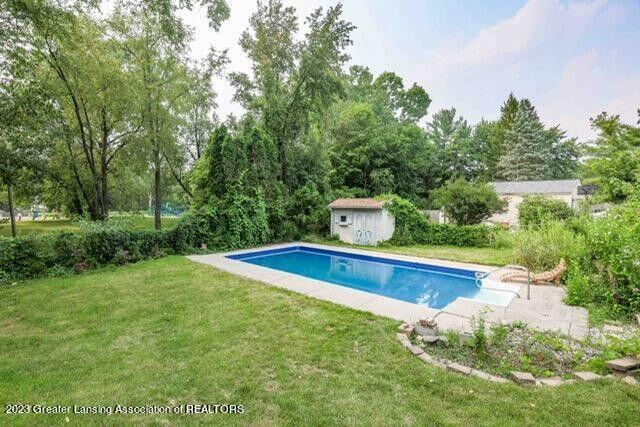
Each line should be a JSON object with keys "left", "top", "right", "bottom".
{"left": 0, "top": 216, "right": 180, "bottom": 237}
{"left": 305, "top": 237, "right": 513, "bottom": 266}
{"left": 1, "top": 257, "right": 638, "bottom": 425}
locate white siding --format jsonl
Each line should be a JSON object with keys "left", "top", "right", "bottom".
{"left": 330, "top": 208, "right": 395, "bottom": 245}
{"left": 488, "top": 193, "right": 581, "bottom": 226}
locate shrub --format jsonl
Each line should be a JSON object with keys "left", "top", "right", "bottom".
{"left": 0, "top": 227, "right": 177, "bottom": 283}
{"left": 518, "top": 195, "right": 574, "bottom": 227}
{"left": 432, "top": 178, "right": 507, "bottom": 225}
{"left": 382, "top": 195, "right": 497, "bottom": 247}
{"left": 573, "top": 198, "right": 640, "bottom": 317}
{"left": 512, "top": 220, "right": 586, "bottom": 272}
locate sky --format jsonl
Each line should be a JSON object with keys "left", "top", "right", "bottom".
{"left": 181, "top": 0, "right": 640, "bottom": 141}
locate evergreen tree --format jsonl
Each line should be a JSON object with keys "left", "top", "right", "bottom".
{"left": 499, "top": 100, "right": 549, "bottom": 181}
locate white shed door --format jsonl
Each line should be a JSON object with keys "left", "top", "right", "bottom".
{"left": 353, "top": 212, "right": 376, "bottom": 245}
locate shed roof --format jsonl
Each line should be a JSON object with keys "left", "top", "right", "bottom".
{"left": 328, "top": 198, "right": 385, "bottom": 209}
{"left": 490, "top": 179, "right": 581, "bottom": 195}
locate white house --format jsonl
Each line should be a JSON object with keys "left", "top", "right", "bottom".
{"left": 328, "top": 198, "right": 395, "bottom": 245}
{"left": 488, "top": 179, "right": 583, "bottom": 226}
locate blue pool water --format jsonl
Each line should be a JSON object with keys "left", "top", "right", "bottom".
{"left": 228, "top": 246, "right": 512, "bottom": 309}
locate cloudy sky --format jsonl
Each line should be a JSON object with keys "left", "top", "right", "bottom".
{"left": 181, "top": 0, "right": 640, "bottom": 141}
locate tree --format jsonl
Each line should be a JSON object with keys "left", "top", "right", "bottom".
{"left": 498, "top": 99, "right": 548, "bottom": 181}
{"left": 231, "top": 0, "right": 355, "bottom": 185}
{"left": 432, "top": 178, "right": 506, "bottom": 225}
{"left": 426, "top": 108, "right": 479, "bottom": 187}
{"left": 583, "top": 112, "right": 640, "bottom": 202}
{"left": 109, "top": 0, "right": 229, "bottom": 228}
{"left": 492, "top": 94, "right": 579, "bottom": 181}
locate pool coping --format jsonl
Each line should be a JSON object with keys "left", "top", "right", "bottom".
{"left": 187, "top": 242, "right": 524, "bottom": 326}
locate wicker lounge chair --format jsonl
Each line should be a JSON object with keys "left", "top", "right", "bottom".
{"left": 501, "top": 258, "right": 567, "bottom": 285}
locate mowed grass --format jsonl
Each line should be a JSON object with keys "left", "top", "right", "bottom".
{"left": 1, "top": 257, "right": 638, "bottom": 425}
{"left": 305, "top": 237, "right": 512, "bottom": 266}
{"left": 0, "top": 216, "right": 180, "bottom": 237}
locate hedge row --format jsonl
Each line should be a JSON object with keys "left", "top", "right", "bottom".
{"left": 0, "top": 218, "right": 205, "bottom": 284}
{"left": 382, "top": 195, "right": 496, "bottom": 247}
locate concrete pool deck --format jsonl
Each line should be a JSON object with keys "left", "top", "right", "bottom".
{"left": 188, "top": 242, "right": 590, "bottom": 338}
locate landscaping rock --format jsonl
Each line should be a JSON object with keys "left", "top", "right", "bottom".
{"left": 420, "top": 334, "right": 439, "bottom": 344}
{"left": 572, "top": 371, "right": 602, "bottom": 381}
{"left": 447, "top": 362, "right": 472, "bottom": 375}
{"left": 396, "top": 333, "right": 410, "bottom": 344}
{"left": 622, "top": 376, "right": 639, "bottom": 386}
{"left": 509, "top": 371, "right": 536, "bottom": 385}
{"left": 436, "top": 336, "right": 448, "bottom": 345}
{"left": 538, "top": 377, "right": 564, "bottom": 387}
{"left": 419, "top": 317, "right": 438, "bottom": 328}
{"left": 415, "top": 324, "right": 438, "bottom": 338}
{"left": 398, "top": 323, "right": 415, "bottom": 338}
{"left": 470, "top": 369, "right": 492, "bottom": 381}
{"left": 605, "top": 357, "right": 640, "bottom": 372}
{"left": 417, "top": 353, "right": 447, "bottom": 369}
{"left": 407, "top": 345, "right": 424, "bottom": 356}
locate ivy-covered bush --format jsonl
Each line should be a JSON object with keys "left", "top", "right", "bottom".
{"left": 382, "top": 195, "right": 497, "bottom": 247}
{"left": 518, "top": 195, "right": 574, "bottom": 227}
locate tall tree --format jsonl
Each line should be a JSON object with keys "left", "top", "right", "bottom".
{"left": 109, "top": 0, "right": 229, "bottom": 228}
{"left": 426, "top": 108, "right": 479, "bottom": 187}
{"left": 231, "top": 0, "right": 355, "bottom": 185}
{"left": 498, "top": 99, "right": 548, "bottom": 181}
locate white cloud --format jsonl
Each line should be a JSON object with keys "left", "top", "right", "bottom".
{"left": 540, "top": 50, "right": 640, "bottom": 140}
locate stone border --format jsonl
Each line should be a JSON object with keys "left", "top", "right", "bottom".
{"left": 396, "top": 325, "right": 639, "bottom": 387}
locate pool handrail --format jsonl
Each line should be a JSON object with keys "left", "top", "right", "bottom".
{"left": 475, "top": 265, "right": 531, "bottom": 300}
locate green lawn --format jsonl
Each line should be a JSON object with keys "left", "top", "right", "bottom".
{"left": 305, "top": 237, "right": 513, "bottom": 266}
{"left": 0, "top": 216, "right": 180, "bottom": 237}
{"left": 1, "top": 257, "right": 638, "bottom": 425}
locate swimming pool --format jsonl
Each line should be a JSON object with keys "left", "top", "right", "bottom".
{"left": 228, "top": 246, "right": 514, "bottom": 309}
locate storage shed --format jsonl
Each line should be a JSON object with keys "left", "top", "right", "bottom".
{"left": 328, "top": 198, "right": 395, "bottom": 245}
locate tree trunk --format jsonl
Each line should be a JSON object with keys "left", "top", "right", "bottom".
{"left": 7, "top": 181, "right": 16, "bottom": 238}
{"left": 153, "top": 139, "right": 161, "bottom": 231}
{"left": 100, "top": 149, "right": 109, "bottom": 220}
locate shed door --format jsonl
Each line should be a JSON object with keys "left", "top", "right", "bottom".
{"left": 365, "top": 212, "right": 375, "bottom": 244}
{"left": 353, "top": 212, "right": 376, "bottom": 245}
{"left": 353, "top": 213, "right": 364, "bottom": 244}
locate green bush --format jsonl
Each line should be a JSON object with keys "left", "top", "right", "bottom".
{"left": 518, "top": 195, "right": 574, "bottom": 227}
{"left": 513, "top": 196, "right": 640, "bottom": 319}
{"left": 432, "top": 178, "right": 506, "bottom": 225}
{"left": 512, "top": 221, "right": 586, "bottom": 272}
{"left": 0, "top": 226, "right": 186, "bottom": 283}
{"left": 570, "top": 199, "right": 640, "bottom": 317}
{"left": 382, "top": 195, "right": 497, "bottom": 247}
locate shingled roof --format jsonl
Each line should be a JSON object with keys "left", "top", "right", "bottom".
{"left": 491, "top": 179, "right": 581, "bottom": 195}
{"left": 328, "top": 198, "right": 385, "bottom": 209}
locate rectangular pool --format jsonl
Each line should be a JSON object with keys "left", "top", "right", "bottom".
{"left": 227, "top": 246, "right": 513, "bottom": 309}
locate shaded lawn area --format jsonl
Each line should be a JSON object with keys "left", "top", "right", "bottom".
{"left": 1, "top": 257, "right": 638, "bottom": 425}
{"left": 0, "top": 217, "right": 180, "bottom": 237}
{"left": 305, "top": 237, "right": 512, "bottom": 266}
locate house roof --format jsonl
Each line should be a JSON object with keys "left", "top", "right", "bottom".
{"left": 490, "top": 179, "right": 581, "bottom": 195}
{"left": 328, "top": 198, "right": 385, "bottom": 209}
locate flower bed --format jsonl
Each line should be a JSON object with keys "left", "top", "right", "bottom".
{"left": 397, "top": 319, "right": 640, "bottom": 386}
